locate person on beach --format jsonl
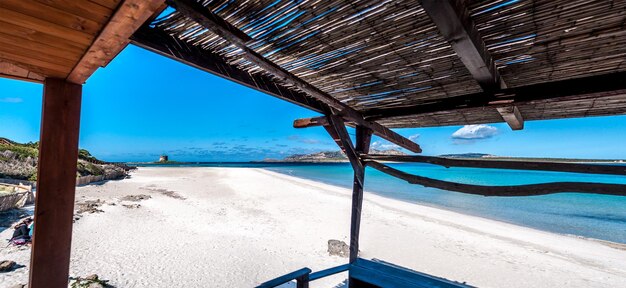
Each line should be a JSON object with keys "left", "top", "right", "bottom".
{"left": 10, "top": 217, "right": 33, "bottom": 245}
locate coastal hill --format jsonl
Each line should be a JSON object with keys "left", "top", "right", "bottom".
{"left": 0, "top": 137, "right": 130, "bottom": 181}
{"left": 272, "top": 150, "right": 624, "bottom": 163}
{"left": 277, "top": 149, "right": 407, "bottom": 163}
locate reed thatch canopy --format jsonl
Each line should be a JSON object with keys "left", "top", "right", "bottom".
{"left": 131, "top": 0, "right": 626, "bottom": 129}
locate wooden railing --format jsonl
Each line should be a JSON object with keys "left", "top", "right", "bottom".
{"left": 256, "top": 264, "right": 350, "bottom": 288}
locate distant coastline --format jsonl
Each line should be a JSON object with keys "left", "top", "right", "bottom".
{"left": 123, "top": 151, "right": 626, "bottom": 165}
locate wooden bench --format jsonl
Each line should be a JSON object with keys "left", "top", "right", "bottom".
{"left": 257, "top": 258, "right": 473, "bottom": 288}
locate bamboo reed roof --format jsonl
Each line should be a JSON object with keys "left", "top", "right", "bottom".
{"left": 155, "top": 0, "right": 483, "bottom": 110}
{"left": 469, "top": 0, "right": 626, "bottom": 87}
{"left": 141, "top": 0, "right": 626, "bottom": 128}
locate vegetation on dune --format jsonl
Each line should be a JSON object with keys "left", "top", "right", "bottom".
{"left": 0, "top": 137, "right": 131, "bottom": 181}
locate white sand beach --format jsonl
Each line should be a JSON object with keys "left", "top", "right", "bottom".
{"left": 1, "top": 167, "right": 625, "bottom": 287}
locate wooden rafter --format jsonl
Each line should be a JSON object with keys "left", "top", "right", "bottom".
{"left": 365, "top": 72, "right": 626, "bottom": 121}
{"left": 419, "top": 0, "right": 527, "bottom": 130}
{"left": 325, "top": 115, "right": 364, "bottom": 185}
{"left": 320, "top": 114, "right": 371, "bottom": 263}
{"left": 293, "top": 116, "right": 421, "bottom": 153}
{"left": 165, "top": 0, "right": 422, "bottom": 153}
{"left": 496, "top": 106, "right": 524, "bottom": 130}
{"left": 66, "top": 0, "right": 165, "bottom": 84}
{"left": 131, "top": 26, "right": 327, "bottom": 113}
{"left": 419, "top": 0, "right": 505, "bottom": 91}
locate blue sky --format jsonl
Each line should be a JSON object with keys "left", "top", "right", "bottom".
{"left": 1, "top": 45, "right": 625, "bottom": 162}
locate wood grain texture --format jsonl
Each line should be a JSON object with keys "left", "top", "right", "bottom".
{"left": 67, "top": 0, "right": 166, "bottom": 84}
{"left": 362, "top": 154, "right": 626, "bottom": 176}
{"left": 0, "top": 61, "right": 44, "bottom": 82}
{"left": 348, "top": 126, "right": 371, "bottom": 263}
{"left": 29, "top": 78, "right": 82, "bottom": 288}
{"left": 367, "top": 161, "right": 626, "bottom": 197}
{"left": 497, "top": 106, "right": 524, "bottom": 130}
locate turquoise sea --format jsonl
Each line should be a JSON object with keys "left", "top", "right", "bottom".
{"left": 138, "top": 162, "right": 626, "bottom": 243}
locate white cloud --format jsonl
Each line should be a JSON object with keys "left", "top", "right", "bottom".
{"left": 0, "top": 97, "right": 23, "bottom": 103}
{"left": 371, "top": 141, "right": 400, "bottom": 150}
{"left": 451, "top": 125, "right": 498, "bottom": 140}
{"left": 408, "top": 134, "right": 420, "bottom": 141}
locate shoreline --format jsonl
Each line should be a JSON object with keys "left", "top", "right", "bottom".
{"left": 261, "top": 168, "right": 626, "bottom": 249}
{"left": 1, "top": 167, "right": 625, "bottom": 287}
{"left": 259, "top": 168, "right": 626, "bottom": 250}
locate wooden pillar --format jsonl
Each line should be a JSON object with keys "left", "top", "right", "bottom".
{"left": 349, "top": 126, "right": 372, "bottom": 263}
{"left": 29, "top": 78, "right": 82, "bottom": 288}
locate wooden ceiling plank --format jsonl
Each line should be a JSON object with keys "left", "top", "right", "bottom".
{"left": 0, "top": 50, "right": 71, "bottom": 76}
{"left": 66, "top": 0, "right": 166, "bottom": 84}
{"left": 26, "top": 71, "right": 45, "bottom": 82}
{"left": 88, "top": 0, "right": 122, "bottom": 10}
{"left": 0, "top": 59, "right": 66, "bottom": 79}
{"left": 0, "top": 7, "right": 94, "bottom": 46}
{"left": 0, "top": 32, "right": 82, "bottom": 62}
{"left": 0, "top": 61, "right": 46, "bottom": 82}
{"left": 0, "top": 73, "right": 44, "bottom": 83}
{"left": 0, "top": 0, "right": 102, "bottom": 36}
{"left": 34, "top": 0, "right": 114, "bottom": 24}
{"left": 0, "top": 41, "right": 77, "bottom": 68}
{"left": 0, "top": 20, "right": 87, "bottom": 51}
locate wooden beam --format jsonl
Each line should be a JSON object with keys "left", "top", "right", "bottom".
{"left": 165, "top": 0, "right": 422, "bottom": 153}
{"left": 361, "top": 155, "right": 626, "bottom": 176}
{"left": 418, "top": 0, "right": 505, "bottom": 91}
{"left": 293, "top": 116, "right": 329, "bottom": 128}
{"left": 497, "top": 106, "right": 524, "bottom": 130}
{"left": 326, "top": 115, "right": 364, "bottom": 185}
{"left": 294, "top": 116, "right": 421, "bottom": 153}
{"left": 365, "top": 72, "right": 626, "bottom": 120}
{"left": 0, "top": 60, "right": 44, "bottom": 83}
{"left": 322, "top": 122, "right": 345, "bottom": 153}
{"left": 66, "top": 0, "right": 165, "bottom": 84}
{"left": 167, "top": 0, "right": 345, "bottom": 110}
{"left": 321, "top": 117, "right": 371, "bottom": 264}
{"left": 131, "top": 26, "right": 327, "bottom": 114}
{"left": 355, "top": 126, "right": 373, "bottom": 154}
{"left": 349, "top": 126, "right": 371, "bottom": 263}
{"left": 29, "top": 78, "right": 82, "bottom": 288}
{"left": 418, "top": 0, "right": 528, "bottom": 130}
{"left": 367, "top": 161, "right": 626, "bottom": 197}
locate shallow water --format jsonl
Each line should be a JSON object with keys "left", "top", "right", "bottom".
{"left": 137, "top": 162, "right": 626, "bottom": 243}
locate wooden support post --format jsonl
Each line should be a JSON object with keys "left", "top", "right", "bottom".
{"left": 320, "top": 116, "right": 373, "bottom": 265}
{"left": 326, "top": 115, "right": 364, "bottom": 185}
{"left": 29, "top": 78, "right": 82, "bottom": 288}
{"left": 349, "top": 126, "right": 372, "bottom": 264}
